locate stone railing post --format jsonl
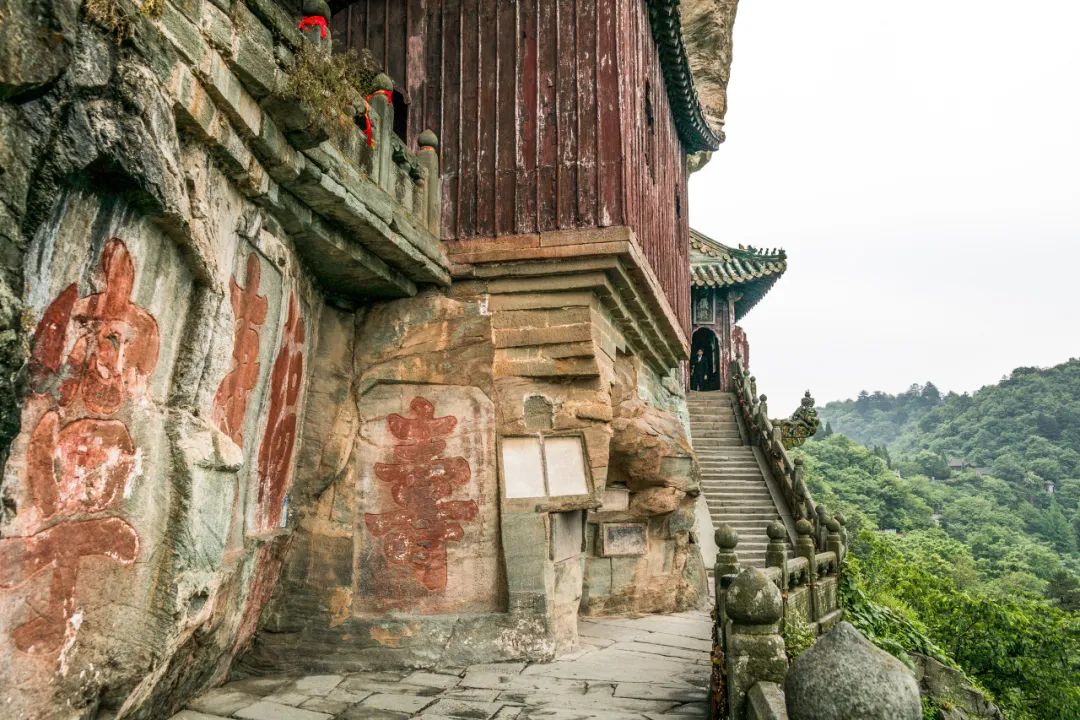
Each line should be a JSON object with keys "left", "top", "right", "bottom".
{"left": 814, "top": 505, "right": 829, "bottom": 551}
{"left": 725, "top": 568, "right": 788, "bottom": 720}
{"left": 765, "top": 520, "right": 788, "bottom": 590}
{"left": 834, "top": 512, "right": 848, "bottom": 562}
{"left": 791, "top": 458, "right": 807, "bottom": 520}
{"left": 416, "top": 129, "right": 441, "bottom": 235}
{"left": 825, "top": 516, "right": 843, "bottom": 562}
{"left": 794, "top": 519, "right": 816, "bottom": 581}
{"left": 369, "top": 73, "right": 395, "bottom": 190}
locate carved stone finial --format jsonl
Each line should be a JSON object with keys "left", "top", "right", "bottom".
{"left": 834, "top": 511, "right": 846, "bottom": 526}
{"left": 418, "top": 128, "right": 439, "bottom": 149}
{"left": 302, "top": 0, "right": 331, "bottom": 18}
{"left": 373, "top": 73, "right": 394, "bottom": 92}
{"left": 795, "top": 519, "right": 813, "bottom": 536}
{"left": 824, "top": 516, "right": 840, "bottom": 533}
{"left": 715, "top": 524, "right": 739, "bottom": 549}
{"left": 766, "top": 520, "right": 786, "bottom": 541}
{"left": 726, "top": 567, "right": 782, "bottom": 624}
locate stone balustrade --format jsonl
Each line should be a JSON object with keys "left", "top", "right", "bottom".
{"left": 710, "top": 517, "right": 849, "bottom": 720}
{"left": 730, "top": 361, "right": 826, "bottom": 548}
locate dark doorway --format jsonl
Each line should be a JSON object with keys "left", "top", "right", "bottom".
{"left": 690, "top": 328, "right": 721, "bottom": 391}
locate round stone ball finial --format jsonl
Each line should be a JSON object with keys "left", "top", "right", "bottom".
{"left": 786, "top": 622, "right": 921, "bottom": 720}
{"left": 715, "top": 524, "right": 739, "bottom": 549}
{"left": 834, "top": 511, "right": 846, "bottom": 526}
{"left": 825, "top": 516, "right": 841, "bottom": 532}
{"left": 373, "top": 73, "right": 394, "bottom": 92}
{"left": 767, "top": 520, "right": 787, "bottom": 540}
{"left": 759, "top": 394, "right": 768, "bottom": 402}
{"left": 793, "top": 456, "right": 804, "bottom": 466}
{"left": 726, "top": 567, "right": 783, "bottom": 624}
{"left": 417, "top": 129, "right": 439, "bottom": 149}
{"left": 795, "top": 519, "right": 814, "bottom": 536}
{"left": 302, "top": 0, "right": 331, "bottom": 18}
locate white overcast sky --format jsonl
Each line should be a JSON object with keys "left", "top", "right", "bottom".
{"left": 689, "top": 0, "right": 1080, "bottom": 411}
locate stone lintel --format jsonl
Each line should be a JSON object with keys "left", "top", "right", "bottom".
{"left": 449, "top": 227, "right": 689, "bottom": 373}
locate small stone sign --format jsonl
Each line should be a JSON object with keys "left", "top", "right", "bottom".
{"left": 601, "top": 522, "right": 647, "bottom": 557}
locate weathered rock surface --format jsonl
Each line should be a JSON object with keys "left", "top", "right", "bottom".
{"left": 785, "top": 622, "right": 921, "bottom": 720}
{"left": 912, "top": 653, "right": 1004, "bottom": 720}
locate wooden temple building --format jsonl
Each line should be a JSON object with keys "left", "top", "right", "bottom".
{"left": 688, "top": 229, "right": 787, "bottom": 392}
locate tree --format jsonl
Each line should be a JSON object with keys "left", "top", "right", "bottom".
{"left": 1046, "top": 570, "right": 1080, "bottom": 611}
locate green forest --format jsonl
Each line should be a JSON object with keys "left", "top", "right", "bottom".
{"left": 800, "top": 358, "right": 1080, "bottom": 719}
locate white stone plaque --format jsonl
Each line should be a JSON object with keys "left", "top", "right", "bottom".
{"left": 543, "top": 436, "right": 590, "bottom": 497}
{"left": 502, "top": 436, "right": 546, "bottom": 498}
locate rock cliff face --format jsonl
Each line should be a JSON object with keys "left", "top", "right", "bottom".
{"left": 681, "top": 0, "right": 740, "bottom": 139}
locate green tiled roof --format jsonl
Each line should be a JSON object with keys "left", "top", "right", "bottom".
{"left": 647, "top": 0, "right": 724, "bottom": 152}
{"left": 690, "top": 229, "right": 787, "bottom": 321}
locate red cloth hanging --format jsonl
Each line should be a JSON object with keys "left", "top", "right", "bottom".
{"left": 298, "top": 16, "right": 328, "bottom": 40}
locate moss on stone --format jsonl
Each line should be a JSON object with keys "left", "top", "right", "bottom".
{"left": 282, "top": 44, "right": 380, "bottom": 134}
{"left": 83, "top": 0, "right": 137, "bottom": 42}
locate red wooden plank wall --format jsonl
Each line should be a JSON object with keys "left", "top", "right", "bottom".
{"left": 332, "top": 0, "right": 691, "bottom": 334}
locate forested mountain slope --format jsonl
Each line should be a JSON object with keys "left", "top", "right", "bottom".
{"left": 818, "top": 359, "right": 1080, "bottom": 572}
{"left": 802, "top": 359, "right": 1080, "bottom": 719}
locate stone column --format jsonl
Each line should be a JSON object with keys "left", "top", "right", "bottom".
{"left": 825, "top": 516, "right": 843, "bottom": 562}
{"left": 725, "top": 567, "right": 788, "bottom": 720}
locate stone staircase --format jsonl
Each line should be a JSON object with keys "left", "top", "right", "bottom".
{"left": 688, "top": 391, "right": 781, "bottom": 568}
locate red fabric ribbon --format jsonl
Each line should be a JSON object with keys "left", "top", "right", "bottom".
{"left": 298, "top": 16, "right": 328, "bottom": 40}
{"left": 361, "top": 90, "right": 393, "bottom": 148}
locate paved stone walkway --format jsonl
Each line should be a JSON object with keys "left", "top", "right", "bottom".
{"left": 172, "top": 610, "right": 711, "bottom": 720}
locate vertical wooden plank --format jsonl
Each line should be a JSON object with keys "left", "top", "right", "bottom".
{"left": 495, "top": 0, "right": 518, "bottom": 235}
{"left": 556, "top": 0, "right": 578, "bottom": 229}
{"left": 330, "top": 4, "right": 350, "bottom": 52}
{"left": 576, "top": 0, "right": 597, "bottom": 228}
{"left": 595, "top": 0, "right": 622, "bottom": 226}
{"left": 385, "top": 1, "right": 407, "bottom": 88}
{"left": 475, "top": 0, "right": 498, "bottom": 237}
{"left": 536, "top": 0, "right": 558, "bottom": 231}
{"left": 457, "top": 0, "right": 480, "bottom": 237}
{"left": 404, "top": 0, "right": 427, "bottom": 145}
{"left": 515, "top": 0, "right": 539, "bottom": 234}
{"left": 367, "top": 0, "right": 386, "bottom": 68}
{"left": 442, "top": 0, "right": 462, "bottom": 239}
{"left": 421, "top": 2, "right": 443, "bottom": 141}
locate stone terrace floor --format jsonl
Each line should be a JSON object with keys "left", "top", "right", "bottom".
{"left": 171, "top": 610, "right": 712, "bottom": 720}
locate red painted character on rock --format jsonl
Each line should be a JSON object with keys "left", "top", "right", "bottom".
{"left": 254, "top": 293, "right": 305, "bottom": 531}
{"left": 365, "top": 397, "right": 478, "bottom": 592}
{"left": 0, "top": 239, "right": 156, "bottom": 655}
{"left": 212, "top": 253, "right": 269, "bottom": 445}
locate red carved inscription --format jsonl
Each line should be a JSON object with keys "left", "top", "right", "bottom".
{"left": 255, "top": 293, "right": 305, "bottom": 530}
{"left": 1, "top": 239, "right": 155, "bottom": 655}
{"left": 212, "top": 253, "right": 269, "bottom": 444}
{"left": 364, "top": 397, "right": 478, "bottom": 592}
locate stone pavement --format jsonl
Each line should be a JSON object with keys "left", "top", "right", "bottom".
{"left": 171, "top": 611, "right": 711, "bottom": 720}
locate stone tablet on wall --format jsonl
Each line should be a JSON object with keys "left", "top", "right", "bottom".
{"left": 354, "top": 384, "right": 502, "bottom": 615}
{"left": 600, "top": 523, "right": 648, "bottom": 557}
